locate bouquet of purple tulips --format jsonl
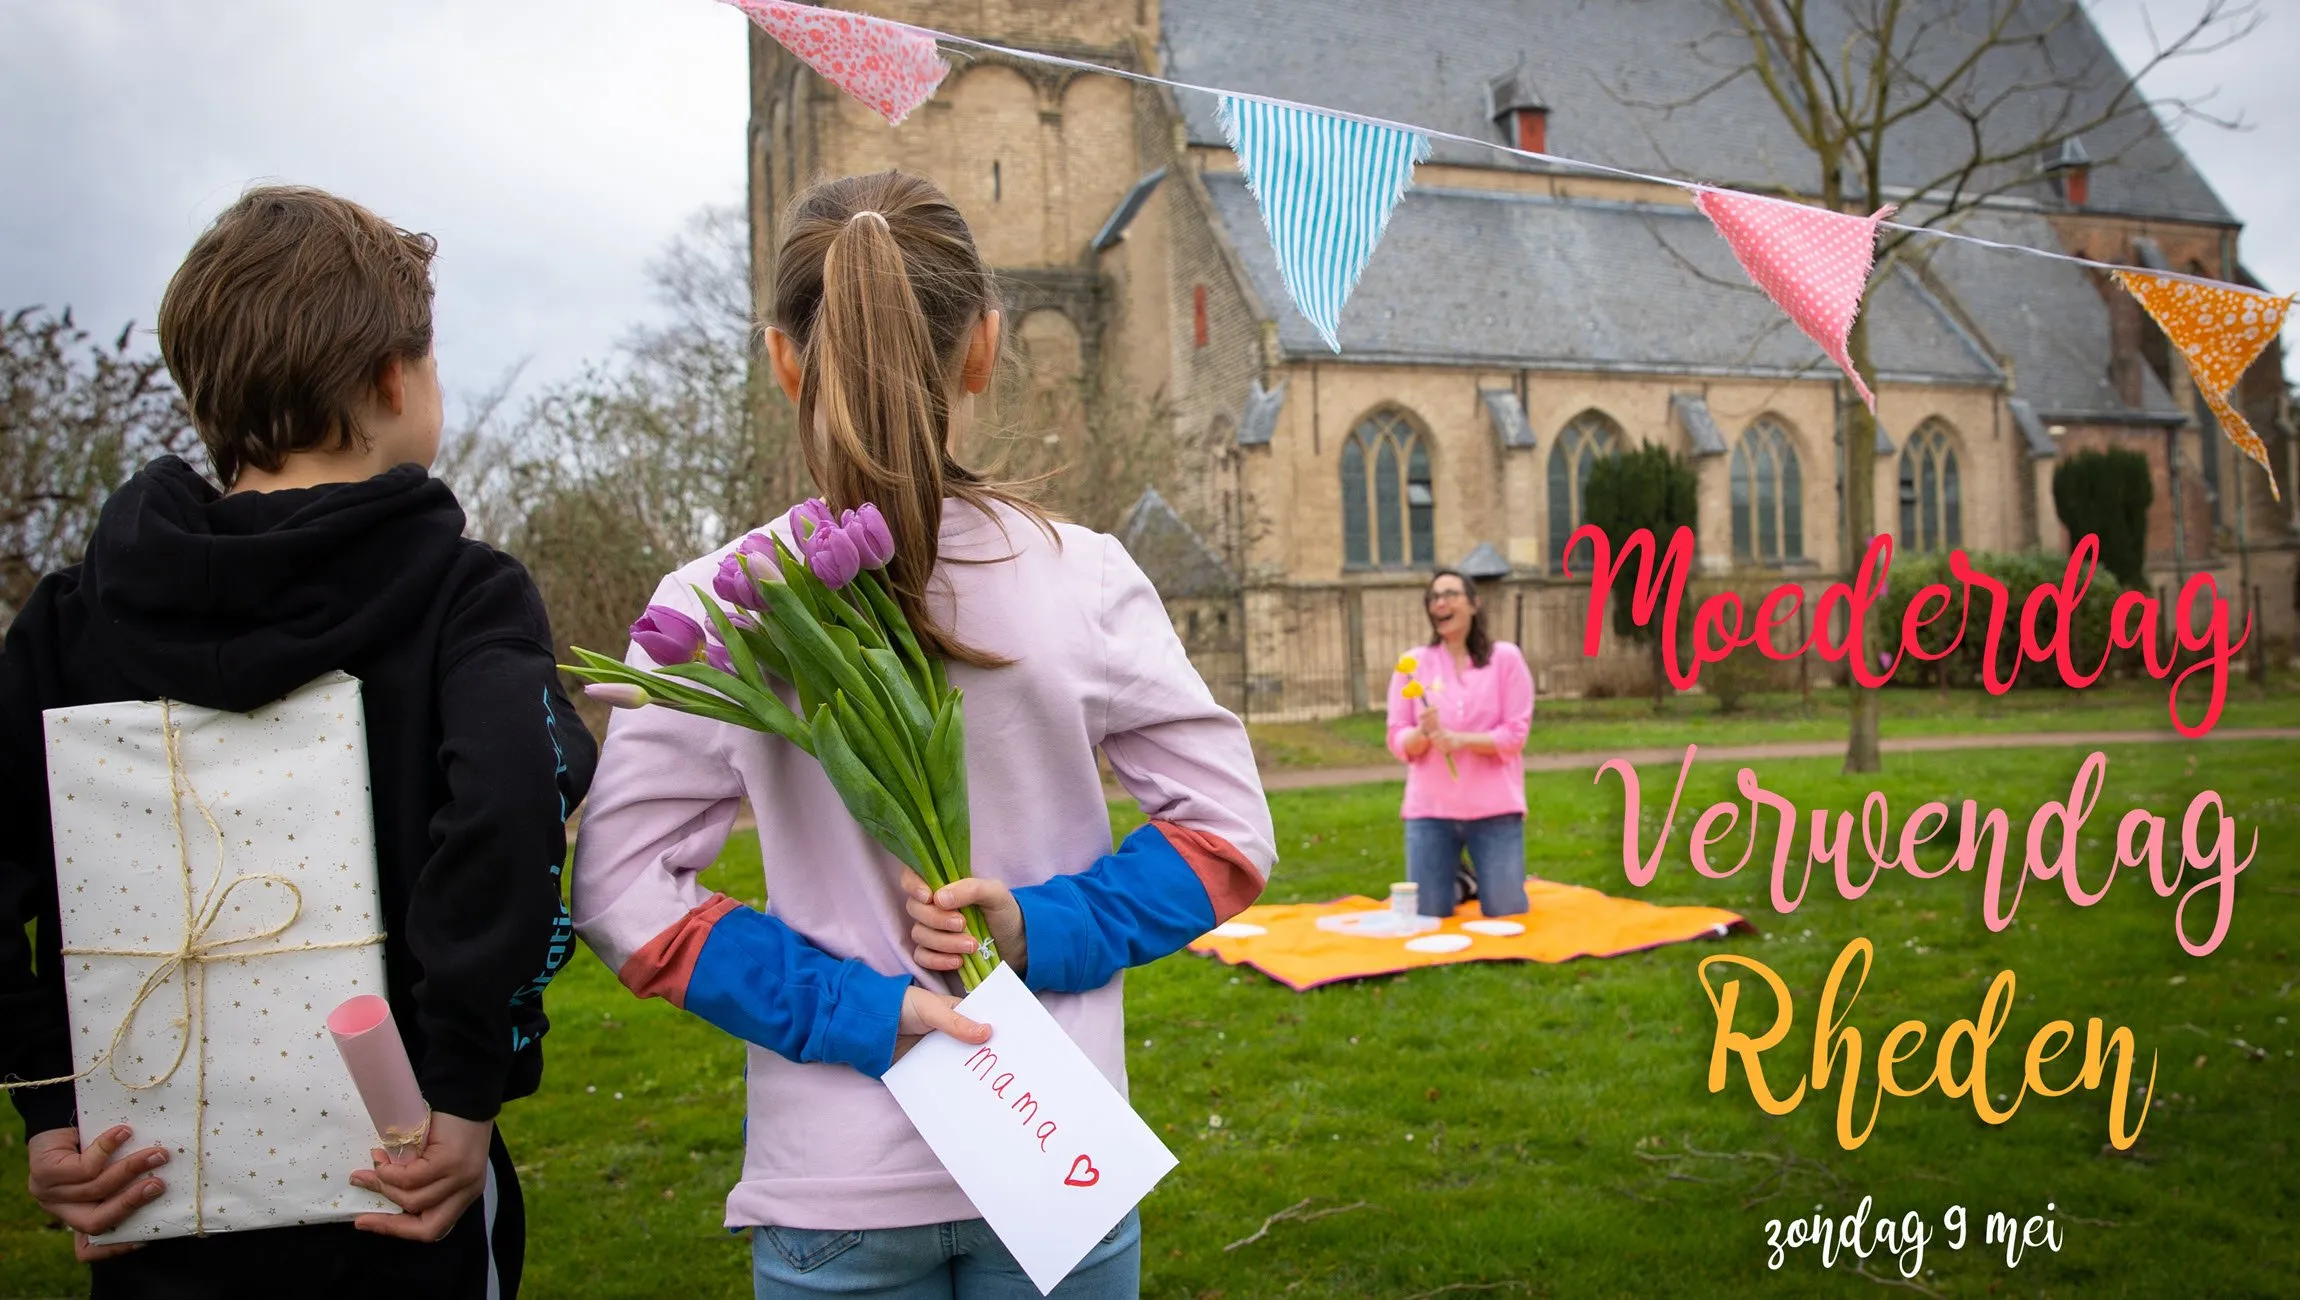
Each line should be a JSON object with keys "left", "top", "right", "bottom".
{"left": 564, "top": 499, "right": 998, "bottom": 988}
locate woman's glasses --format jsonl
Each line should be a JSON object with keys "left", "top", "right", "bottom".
{"left": 1425, "top": 589, "right": 1469, "bottom": 607}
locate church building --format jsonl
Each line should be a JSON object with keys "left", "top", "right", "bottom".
{"left": 747, "top": 1, "right": 2294, "bottom": 714}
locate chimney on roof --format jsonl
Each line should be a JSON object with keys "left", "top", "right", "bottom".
{"left": 2045, "top": 136, "right": 2092, "bottom": 209}
{"left": 1488, "top": 71, "right": 1549, "bottom": 156}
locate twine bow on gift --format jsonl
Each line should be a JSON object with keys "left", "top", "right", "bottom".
{"left": 0, "top": 701, "right": 386, "bottom": 1236}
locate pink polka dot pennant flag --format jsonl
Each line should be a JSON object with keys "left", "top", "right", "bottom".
{"left": 2114, "top": 269, "right": 2291, "bottom": 501}
{"left": 1695, "top": 188, "right": 1896, "bottom": 412}
{"left": 722, "top": 0, "right": 948, "bottom": 128}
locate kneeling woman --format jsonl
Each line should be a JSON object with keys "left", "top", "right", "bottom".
{"left": 1386, "top": 569, "right": 1535, "bottom": 917}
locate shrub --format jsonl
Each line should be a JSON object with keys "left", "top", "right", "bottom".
{"left": 1582, "top": 443, "right": 1697, "bottom": 703}
{"left": 2052, "top": 448, "right": 2152, "bottom": 590}
{"left": 1875, "top": 549, "right": 2126, "bottom": 690}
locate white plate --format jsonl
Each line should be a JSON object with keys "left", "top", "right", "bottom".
{"left": 1207, "top": 921, "right": 1267, "bottom": 939}
{"left": 1461, "top": 919, "right": 1525, "bottom": 937}
{"left": 1404, "top": 933, "right": 1473, "bottom": 954}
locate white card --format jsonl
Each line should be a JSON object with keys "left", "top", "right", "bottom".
{"left": 882, "top": 964, "right": 1178, "bottom": 1295}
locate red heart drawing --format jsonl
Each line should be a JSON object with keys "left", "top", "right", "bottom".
{"left": 1064, "top": 1155, "right": 1100, "bottom": 1188}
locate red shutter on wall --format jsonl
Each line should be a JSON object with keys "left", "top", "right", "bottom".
{"left": 1194, "top": 284, "right": 1209, "bottom": 348}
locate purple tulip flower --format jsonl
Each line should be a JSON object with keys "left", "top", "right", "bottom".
{"left": 788, "top": 499, "right": 836, "bottom": 542}
{"left": 851, "top": 503, "right": 895, "bottom": 569}
{"left": 704, "top": 639, "right": 736, "bottom": 675}
{"left": 802, "top": 521, "right": 863, "bottom": 590}
{"left": 713, "top": 553, "right": 766, "bottom": 609}
{"left": 629, "top": 605, "right": 706, "bottom": 666}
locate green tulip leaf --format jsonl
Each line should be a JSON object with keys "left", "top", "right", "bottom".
{"left": 810, "top": 705, "right": 933, "bottom": 877}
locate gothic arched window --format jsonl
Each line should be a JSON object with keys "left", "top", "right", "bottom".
{"left": 1341, "top": 409, "right": 1433, "bottom": 569}
{"left": 1547, "top": 410, "right": 1622, "bottom": 571}
{"left": 1730, "top": 416, "right": 1804, "bottom": 565}
{"left": 1897, "top": 419, "right": 1964, "bottom": 554}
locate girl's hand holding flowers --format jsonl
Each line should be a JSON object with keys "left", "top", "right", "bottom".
{"left": 901, "top": 868, "right": 1026, "bottom": 977}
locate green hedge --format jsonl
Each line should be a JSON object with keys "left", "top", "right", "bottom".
{"left": 2052, "top": 448, "right": 2152, "bottom": 590}
{"left": 1876, "top": 550, "right": 2126, "bottom": 690}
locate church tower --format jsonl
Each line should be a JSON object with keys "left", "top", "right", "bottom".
{"left": 746, "top": 2, "right": 1174, "bottom": 416}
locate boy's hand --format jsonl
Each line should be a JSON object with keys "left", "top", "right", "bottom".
{"left": 349, "top": 1112, "right": 491, "bottom": 1243}
{"left": 893, "top": 987, "right": 991, "bottom": 1063}
{"left": 26, "top": 1125, "right": 167, "bottom": 1260}
{"left": 899, "top": 870, "right": 1027, "bottom": 977}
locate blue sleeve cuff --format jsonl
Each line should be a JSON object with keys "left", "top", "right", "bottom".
{"left": 1012, "top": 823, "right": 1218, "bottom": 995}
{"left": 683, "top": 907, "right": 910, "bottom": 1077}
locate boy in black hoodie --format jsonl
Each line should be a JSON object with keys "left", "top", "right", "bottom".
{"left": 0, "top": 186, "right": 596, "bottom": 1298}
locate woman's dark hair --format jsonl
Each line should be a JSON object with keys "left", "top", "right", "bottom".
{"left": 1424, "top": 568, "right": 1493, "bottom": 669}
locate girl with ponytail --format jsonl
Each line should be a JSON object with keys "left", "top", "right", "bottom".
{"left": 571, "top": 172, "right": 1275, "bottom": 1298}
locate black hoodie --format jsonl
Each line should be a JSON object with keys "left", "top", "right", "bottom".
{"left": 1, "top": 457, "right": 596, "bottom": 1137}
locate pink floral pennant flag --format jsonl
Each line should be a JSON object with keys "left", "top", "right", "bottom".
{"left": 1695, "top": 189, "right": 1895, "bottom": 412}
{"left": 721, "top": 0, "right": 948, "bottom": 127}
{"left": 2114, "top": 269, "right": 2291, "bottom": 501}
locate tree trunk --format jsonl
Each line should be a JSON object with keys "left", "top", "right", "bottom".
{"left": 1843, "top": 309, "right": 1883, "bottom": 773}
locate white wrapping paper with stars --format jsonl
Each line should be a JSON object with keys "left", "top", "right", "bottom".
{"left": 42, "top": 672, "right": 396, "bottom": 1241}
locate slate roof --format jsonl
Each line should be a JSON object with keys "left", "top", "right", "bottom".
{"left": 1116, "top": 487, "right": 1236, "bottom": 598}
{"left": 1904, "top": 210, "right": 2184, "bottom": 422}
{"left": 1202, "top": 171, "right": 2003, "bottom": 384}
{"left": 1161, "top": 0, "right": 2233, "bottom": 224}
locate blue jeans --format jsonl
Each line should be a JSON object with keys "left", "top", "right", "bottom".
{"left": 1405, "top": 814, "right": 1529, "bottom": 917}
{"left": 752, "top": 1210, "right": 1140, "bottom": 1298}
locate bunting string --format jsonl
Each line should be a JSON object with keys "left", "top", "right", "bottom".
{"left": 726, "top": 1, "right": 2289, "bottom": 495}
{"left": 852, "top": 10, "right": 2268, "bottom": 297}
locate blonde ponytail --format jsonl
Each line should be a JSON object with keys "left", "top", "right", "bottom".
{"left": 773, "top": 172, "right": 1051, "bottom": 669}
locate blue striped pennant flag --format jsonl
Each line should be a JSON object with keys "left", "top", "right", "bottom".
{"left": 1218, "top": 97, "right": 1430, "bottom": 351}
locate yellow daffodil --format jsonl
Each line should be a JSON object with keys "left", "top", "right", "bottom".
{"left": 1401, "top": 680, "right": 1424, "bottom": 699}
{"left": 1395, "top": 654, "right": 1418, "bottom": 674}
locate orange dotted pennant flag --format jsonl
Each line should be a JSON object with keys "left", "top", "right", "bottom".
{"left": 2115, "top": 270, "right": 2292, "bottom": 501}
{"left": 722, "top": 0, "right": 949, "bottom": 127}
{"left": 1695, "top": 189, "right": 1896, "bottom": 413}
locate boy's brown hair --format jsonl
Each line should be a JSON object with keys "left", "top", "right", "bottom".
{"left": 157, "top": 185, "right": 438, "bottom": 485}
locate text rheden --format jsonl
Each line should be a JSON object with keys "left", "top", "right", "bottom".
{"left": 1701, "top": 939, "right": 2153, "bottom": 1150}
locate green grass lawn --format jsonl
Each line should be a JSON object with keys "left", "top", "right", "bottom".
{"left": 6, "top": 739, "right": 2295, "bottom": 1296}
{"left": 1247, "top": 671, "right": 2300, "bottom": 769}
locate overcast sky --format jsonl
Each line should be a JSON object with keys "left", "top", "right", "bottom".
{"left": 2, "top": 0, "right": 2291, "bottom": 426}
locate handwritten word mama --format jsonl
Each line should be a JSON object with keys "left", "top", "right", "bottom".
{"left": 1601, "top": 747, "right": 2254, "bottom": 955}
{"left": 1566, "top": 528, "right": 2250, "bottom": 737}
{"left": 964, "top": 1046, "right": 1061, "bottom": 1154}
{"left": 1701, "top": 939, "right": 2154, "bottom": 1150}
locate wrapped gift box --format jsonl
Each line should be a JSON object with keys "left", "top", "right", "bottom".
{"left": 43, "top": 672, "right": 397, "bottom": 1241}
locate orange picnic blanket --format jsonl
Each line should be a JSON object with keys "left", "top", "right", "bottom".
{"left": 1187, "top": 880, "right": 1749, "bottom": 990}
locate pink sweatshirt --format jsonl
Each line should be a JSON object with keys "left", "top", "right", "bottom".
{"left": 1385, "top": 641, "right": 1535, "bottom": 820}
{"left": 570, "top": 500, "right": 1275, "bottom": 1231}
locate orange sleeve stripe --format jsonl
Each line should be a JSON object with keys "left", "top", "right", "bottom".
{"left": 615, "top": 893, "right": 743, "bottom": 1009}
{"left": 1151, "top": 820, "right": 1265, "bottom": 925}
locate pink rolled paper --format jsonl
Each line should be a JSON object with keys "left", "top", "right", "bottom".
{"left": 327, "top": 995, "right": 430, "bottom": 1163}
